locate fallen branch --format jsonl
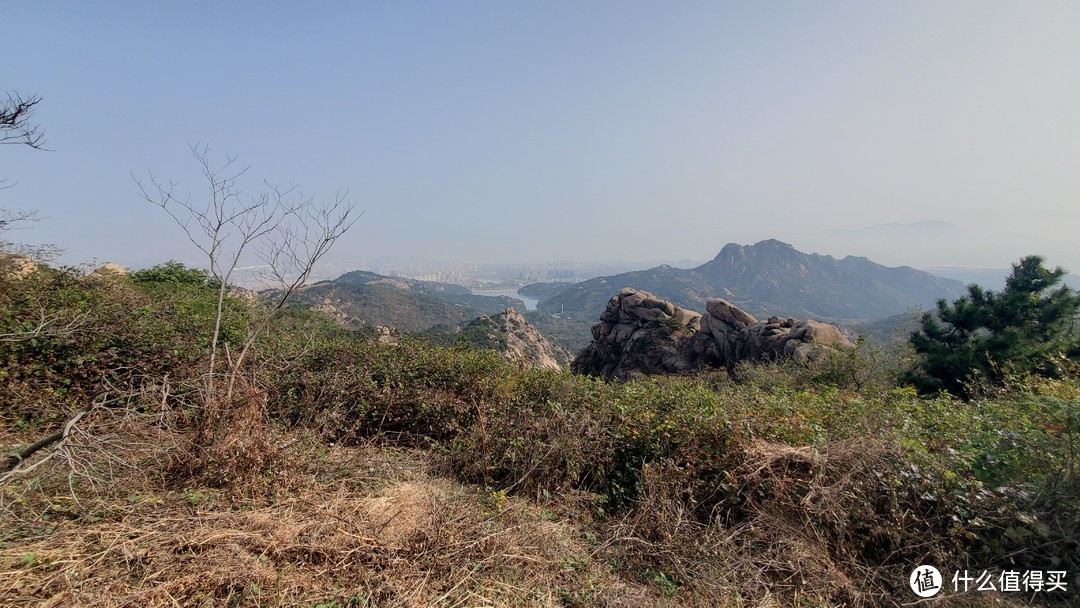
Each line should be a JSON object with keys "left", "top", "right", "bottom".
{"left": 1, "top": 406, "right": 92, "bottom": 477}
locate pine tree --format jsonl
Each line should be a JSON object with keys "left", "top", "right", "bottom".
{"left": 909, "top": 256, "right": 1079, "bottom": 397}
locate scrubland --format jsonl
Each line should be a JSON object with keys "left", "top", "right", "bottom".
{"left": 2, "top": 264, "right": 1076, "bottom": 606}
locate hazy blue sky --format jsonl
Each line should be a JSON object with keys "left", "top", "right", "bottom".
{"left": 5, "top": 2, "right": 1079, "bottom": 273}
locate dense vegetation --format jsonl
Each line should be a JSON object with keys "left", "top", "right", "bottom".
{"left": 1, "top": 259, "right": 1078, "bottom": 606}
{"left": 909, "top": 256, "right": 1080, "bottom": 397}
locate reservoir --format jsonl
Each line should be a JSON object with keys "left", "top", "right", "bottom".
{"left": 470, "top": 289, "right": 539, "bottom": 311}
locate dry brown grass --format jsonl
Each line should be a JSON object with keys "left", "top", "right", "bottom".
{"left": 0, "top": 415, "right": 1039, "bottom": 608}
{"left": 592, "top": 442, "right": 1036, "bottom": 608}
{"left": 171, "top": 385, "right": 282, "bottom": 491}
{"left": 0, "top": 416, "right": 664, "bottom": 608}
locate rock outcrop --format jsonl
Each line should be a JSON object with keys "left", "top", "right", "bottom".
{"left": 375, "top": 325, "right": 399, "bottom": 346}
{"left": 573, "top": 288, "right": 852, "bottom": 380}
{"left": 570, "top": 289, "right": 700, "bottom": 380}
{"left": 87, "top": 262, "right": 129, "bottom": 284}
{"left": 689, "top": 299, "right": 850, "bottom": 368}
{"left": 91, "top": 262, "right": 129, "bottom": 276}
{"left": 228, "top": 286, "right": 260, "bottom": 302}
{"left": 0, "top": 253, "right": 38, "bottom": 279}
{"left": 465, "top": 308, "right": 572, "bottom": 370}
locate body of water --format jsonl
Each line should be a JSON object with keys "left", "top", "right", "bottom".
{"left": 469, "top": 289, "right": 539, "bottom": 311}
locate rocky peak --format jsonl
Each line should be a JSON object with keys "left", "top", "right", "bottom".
{"left": 711, "top": 239, "right": 795, "bottom": 264}
{"left": 466, "top": 308, "right": 571, "bottom": 370}
{"left": 87, "top": 262, "right": 130, "bottom": 284}
{"left": 542, "top": 240, "right": 965, "bottom": 323}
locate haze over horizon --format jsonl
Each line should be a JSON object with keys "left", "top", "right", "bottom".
{"left": 5, "top": 2, "right": 1080, "bottom": 274}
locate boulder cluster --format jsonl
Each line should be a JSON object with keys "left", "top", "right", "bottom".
{"left": 570, "top": 289, "right": 700, "bottom": 380}
{"left": 689, "top": 298, "right": 850, "bottom": 368}
{"left": 572, "top": 288, "right": 851, "bottom": 380}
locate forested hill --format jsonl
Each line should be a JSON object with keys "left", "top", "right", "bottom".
{"left": 539, "top": 240, "right": 966, "bottom": 321}
{"left": 288, "top": 270, "right": 523, "bottom": 332}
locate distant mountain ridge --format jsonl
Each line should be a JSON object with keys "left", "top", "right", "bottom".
{"left": 290, "top": 270, "right": 524, "bottom": 332}
{"left": 538, "top": 240, "right": 966, "bottom": 321}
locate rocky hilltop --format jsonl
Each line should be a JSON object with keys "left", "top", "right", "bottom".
{"left": 462, "top": 308, "right": 572, "bottom": 370}
{"left": 0, "top": 253, "right": 39, "bottom": 279}
{"left": 542, "top": 240, "right": 966, "bottom": 321}
{"left": 572, "top": 288, "right": 851, "bottom": 380}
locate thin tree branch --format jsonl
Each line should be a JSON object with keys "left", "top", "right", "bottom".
{"left": 0, "top": 92, "right": 47, "bottom": 149}
{"left": 1, "top": 405, "right": 93, "bottom": 477}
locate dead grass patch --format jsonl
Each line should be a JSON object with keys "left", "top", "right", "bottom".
{"left": 1, "top": 423, "right": 658, "bottom": 607}
{"left": 593, "top": 442, "right": 1034, "bottom": 608}
{"left": 360, "top": 481, "right": 439, "bottom": 547}
{"left": 0, "top": 416, "right": 1037, "bottom": 607}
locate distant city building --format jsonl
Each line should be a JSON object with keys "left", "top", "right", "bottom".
{"left": 547, "top": 269, "right": 576, "bottom": 282}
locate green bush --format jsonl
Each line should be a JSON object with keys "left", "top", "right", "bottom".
{"left": 909, "top": 255, "right": 1080, "bottom": 397}
{"left": 131, "top": 260, "right": 215, "bottom": 287}
{"left": 0, "top": 263, "right": 254, "bottom": 425}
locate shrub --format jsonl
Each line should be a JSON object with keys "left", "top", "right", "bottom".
{"left": 131, "top": 260, "right": 215, "bottom": 287}
{"left": 909, "top": 255, "right": 1080, "bottom": 397}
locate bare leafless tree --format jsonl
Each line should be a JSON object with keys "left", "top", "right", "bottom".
{"left": 0, "top": 209, "right": 62, "bottom": 261}
{"left": 0, "top": 209, "right": 41, "bottom": 246}
{"left": 224, "top": 188, "right": 356, "bottom": 400}
{"left": 0, "top": 92, "right": 45, "bottom": 149}
{"left": 0, "top": 295, "right": 93, "bottom": 344}
{"left": 1, "top": 93, "right": 58, "bottom": 257}
{"left": 134, "top": 145, "right": 358, "bottom": 402}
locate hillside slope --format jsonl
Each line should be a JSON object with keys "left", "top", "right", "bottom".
{"left": 289, "top": 270, "right": 523, "bottom": 332}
